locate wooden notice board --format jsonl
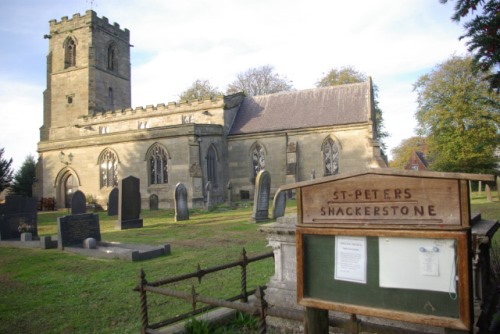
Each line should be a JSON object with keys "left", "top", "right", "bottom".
{"left": 296, "top": 227, "right": 472, "bottom": 331}
{"left": 277, "top": 169, "right": 496, "bottom": 332}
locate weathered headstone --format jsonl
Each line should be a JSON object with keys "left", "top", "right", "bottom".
{"left": 227, "top": 181, "right": 235, "bottom": 209}
{"left": 497, "top": 176, "right": 500, "bottom": 200}
{"left": 116, "top": 176, "right": 143, "bottom": 230}
{"left": 107, "top": 187, "right": 118, "bottom": 216}
{"left": 0, "top": 196, "right": 38, "bottom": 240}
{"left": 149, "top": 194, "right": 159, "bottom": 210}
{"left": 57, "top": 213, "right": 101, "bottom": 249}
{"left": 175, "top": 183, "right": 189, "bottom": 221}
{"left": 486, "top": 184, "right": 492, "bottom": 202}
{"left": 71, "top": 190, "right": 86, "bottom": 214}
{"left": 252, "top": 170, "right": 271, "bottom": 222}
{"left": 272, "top": 190, "right": 286, "bottom": 219}
{"left": 205, "top": 181, "right": 212, "bottom": 210}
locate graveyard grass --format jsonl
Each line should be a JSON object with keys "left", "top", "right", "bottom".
{"left": 0, "top": 194, "right": 499, "bottom": 334}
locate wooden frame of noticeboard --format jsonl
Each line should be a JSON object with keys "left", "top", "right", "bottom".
{"left": 296, "top": 227, "right": 473, "bottom": 331}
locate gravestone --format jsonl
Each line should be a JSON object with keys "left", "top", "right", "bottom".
{"left": 149, "top": 194, "right": 159, "bottom": 210}
{"left": 252, "top": 170, "right": 271, "bottom": 222}
{"left": 272, "top": 190, "right": 286, "bottom": 219}
{"left": 486, "top": 184, "right": 492, "bottom": 202}
{"left": 205, "top": 181, "right": 212, "bottom": 210}
{"left": 71, "top": 190, "right": 86, "bottom": 214}
{"left": 57, "top": 213, "right": 101, "bottom": 249}
{"left": 0, "top": 195, "right": 38, "bottom": 240}
{"left": 107, "top": 187, "right": 118, "bottom": 216}
{"left": 116, "top": 176, "right": 143, "bottom": 230}
{"left": 175, "top": 183, "right": 189, "bottom": 221}
{"left": 227, "top": 181, "right": 235, "bottom": 209}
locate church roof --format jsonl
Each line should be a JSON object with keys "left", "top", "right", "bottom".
{"left": 229, "top": 81, "right": 372, "bottom": 135}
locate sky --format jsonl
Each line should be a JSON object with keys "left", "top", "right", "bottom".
{"left": 0, "top": 0, "right": 468, "bottom": 171}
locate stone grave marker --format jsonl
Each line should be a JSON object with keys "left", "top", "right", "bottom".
{"left": 175, "top": 183, "right": 189, "bottom": 221}
{"left": 108, "top": 187, "right": 118, "bottom": 216}
{"left": 252, "top": 170, "right": 271, "bottom": 222}
{"left": 227, "top": 181, "right": 235, "bottom": 209}
{"left": 149, "top": 194, "right": 159, "bottom": 210}
{"left": 0, "top": 195, "right": 38, "bottom": 240}
{"left": 486, "top": 184, "right": 492, "bottom": 202}
{"left": 71, "top": 190, "right": 86, "bottom": 214}
{"left": 57, "top": 213, "right": 101, "bottom": 249}
{"left": 116, "top": 176, "right": 143, "bottom": 230}
{"left": 205, "top": 181, "right": 212, "bottom": 210}
{"left": 272, "top": 190, "right": 286, "bottom": 219}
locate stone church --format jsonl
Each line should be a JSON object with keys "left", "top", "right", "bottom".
{"left": 35, "top": 10, "right": 387, "bottom": 209}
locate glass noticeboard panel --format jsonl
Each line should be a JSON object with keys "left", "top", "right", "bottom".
{"left": 297, "top": 228, "right": 471, "bottom": 330}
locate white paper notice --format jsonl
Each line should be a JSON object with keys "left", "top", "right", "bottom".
{"left": 420, "top": 251, "right": 439, "bottom": 276}
{"left": 379, "top": 238, "right": 456, "bottom": 293}
{"left": 334, "top": 236, "right": 367, "bottom": 284}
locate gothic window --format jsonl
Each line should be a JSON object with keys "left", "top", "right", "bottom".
{"left": 251, "top": 143, "right": 266, "bottom": 177}
{"left": 323, "top": 138, "right": 339, "bottom": 176}
{"left": 108, "top": 87, "right": 114, "bottom": 110}
{"left": 107, "top": 43, "right": 117, "bottom": 71}
{"left": 148, "top": 145, "right": 168, "bottom": 185}
{"left": 206, "top": 145, "right": 217, "bottom": 187}
{"left": 99, "top": 149, "right": 118, "bottom": 188}
{"left": 64, "top": 38, "right": 76, "bottom": 68}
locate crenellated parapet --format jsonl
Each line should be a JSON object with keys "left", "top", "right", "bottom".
{"left": 48, "top": 10, "right": 129, "bottom": 39}
{"left": 40, "top": 94, "right": 244, "bottom": 142}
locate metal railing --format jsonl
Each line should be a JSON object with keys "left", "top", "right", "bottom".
{"left": 135, "top": 248, "right": 283, "bottom": 334}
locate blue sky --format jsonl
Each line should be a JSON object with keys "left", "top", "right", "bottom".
{"left": 0, "top": 0, "right": 468, "bottom": 171}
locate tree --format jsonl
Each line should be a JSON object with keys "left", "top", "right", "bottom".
{"left": 440, "top": 0, "right": 500, "bottom": 90}
{"left": 0, "top": 148, "right": 14, "bottom": 193}
{"left": 316, "top": 66, "right": 389, "bottom": 150}
{"left": 389, "top": 136, "right": 428, "bottom": 169}
{"left": 226, "top": 65, "right": 293, "bottom": 97}
{"left": 413, "top": 55, "right": 499, "bottom": 173}
{"left": 10, "top": 155, "right": 36, "bottom": 197}
{"left": 178, "top": 79, "right": 222, "bottom": 101}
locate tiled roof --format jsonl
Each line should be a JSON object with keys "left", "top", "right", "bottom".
{"left": 229, "top": 81, "right": 372, "bottom": 135}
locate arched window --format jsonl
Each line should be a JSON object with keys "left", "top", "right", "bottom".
{"left": 99, "top": 149, "right": 118, "bottom": 188}
{"left": 323, "top": 138, "right": 339, "bottom": 176}
{"left": 149, "top": 145, "right": 168, "bottom": 185}
{"left": 64, "top": 38, "right": 76, "bottom": 68}
{"left": 251, "top": 143, "right": 266, "bottom": 177}
{"left": 107, "top": 43, "right": 116, "bottom": 71}
{"left": 108, "top": 87, "right": 114, "bottom": 110}
{"left": 206, "top": 145, "right": 218, "bottom": 187}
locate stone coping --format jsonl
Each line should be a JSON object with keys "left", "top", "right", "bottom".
{"left": 0, "top": 237, "right": 170, "bottom": 261}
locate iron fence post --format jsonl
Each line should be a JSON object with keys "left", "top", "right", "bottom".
{"left": 255, "top": 286, "right": 267, "bottom": 334}
{"left": 139, "top": 268, "right": 149, "bottom": 334}
{"left": 240, "top": 248, "right": 248, "bottom": 302}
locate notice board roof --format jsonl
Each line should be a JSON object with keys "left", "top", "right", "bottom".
{"left": 278, "top": 168, "right": 494, "bottom": 192}
{"left": 282, "top": 168, "right": 495, "bottom": 229}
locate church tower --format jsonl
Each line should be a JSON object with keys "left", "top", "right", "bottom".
{"left": 40, "top": 10, "right": 131, "bottom": 140}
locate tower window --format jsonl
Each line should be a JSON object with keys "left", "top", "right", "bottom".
{"left": 64, "top": 38, "right": 76, "bottom": 68}
{"left": 107, "top": 43, "right": 117, "bottom": 71}
{"left": 108, "top": 87, "right": 114, "bottom": 110}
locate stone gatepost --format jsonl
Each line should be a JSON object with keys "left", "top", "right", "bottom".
{"left": 259, "top": 215, "right": 304, "bottom": 333}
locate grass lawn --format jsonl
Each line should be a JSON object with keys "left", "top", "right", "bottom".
{"left": 0, "top": 193, "right": 498, "bottom": 334}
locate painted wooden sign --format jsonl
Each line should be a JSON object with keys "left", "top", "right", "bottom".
{"left": 300, "top": 174, "right": 462, "bottom": 227}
